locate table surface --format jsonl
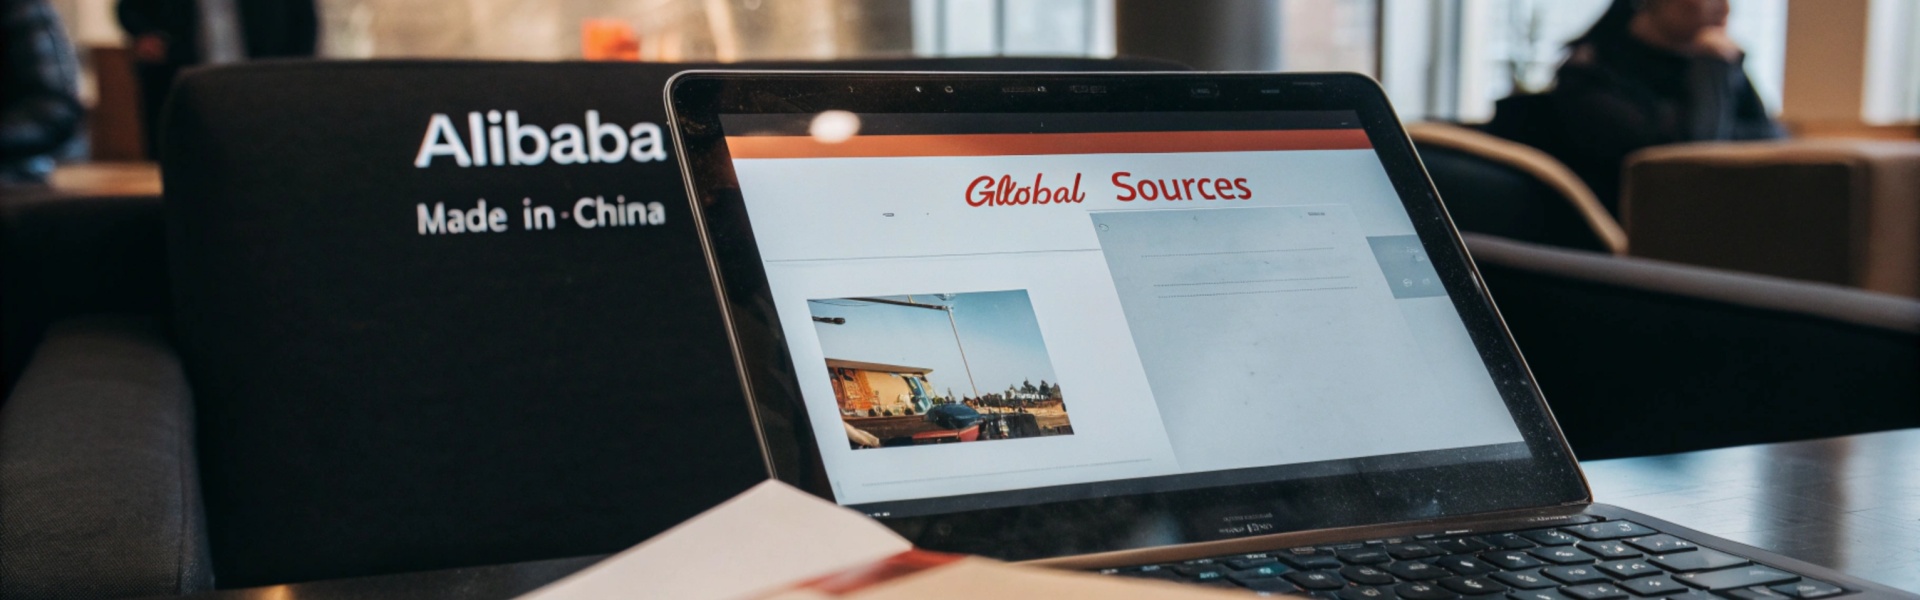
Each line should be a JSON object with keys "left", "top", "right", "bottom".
{"left": 170, "top": 428, "right": 1920, "bottom": 599}
{"left": 4, "top": 162, "right": 161, "bottom": 205}
{"left": 1581, "top": 428, "right": 1920, "bottom": 593}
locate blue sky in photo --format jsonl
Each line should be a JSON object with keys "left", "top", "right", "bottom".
{"left": 808, "top": 289, "right": 1060, "bottom": 398}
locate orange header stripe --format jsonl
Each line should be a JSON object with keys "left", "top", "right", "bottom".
{"left": 725, "top": 129, "right": 1372, "bottom": 159}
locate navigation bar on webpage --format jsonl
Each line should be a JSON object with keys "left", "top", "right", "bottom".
{"left": 725, "top": 129, "right": 1372, "bottom": 159}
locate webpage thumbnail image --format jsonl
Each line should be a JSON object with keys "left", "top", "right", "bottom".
{"left": 808, "top": 290, "right": 1073, "bottom": 450}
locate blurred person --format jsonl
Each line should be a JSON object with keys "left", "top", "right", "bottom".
{"left": 1491, "top": 0, "right": 1783, "bottom": 212}
{"left": 117, "top": 0, "right": 315, "bottom": 158}
{"left": 234, "top": 0, "right": 316, "bottom": 60}
{"left": 2, "top": 0, "right": 82, "bottom": 186}
{"left": 117, "top": 0, "right": 196, "bottom": 158}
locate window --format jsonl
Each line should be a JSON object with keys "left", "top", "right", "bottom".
{"left": 316, "top": 0, "right": 917, "bottom": 61}
{"left": 911, "top": 0, "right": 1113, "bottom": 57}
{"left": 1864, "top": 0, "right": 1920, "bottom": 124}
{"left": 310, "top": 0, "right": 1115, "bottom": 61}
{"left": 1279, "top": 0, "right": 1377, "bottom": 73}
{"left": 1381, "top": 0, "right": 1787, "bottom": 123}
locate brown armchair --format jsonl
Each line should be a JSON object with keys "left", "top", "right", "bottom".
{"left": 1621, "top": 140, "right": 1920, "bottom": 298}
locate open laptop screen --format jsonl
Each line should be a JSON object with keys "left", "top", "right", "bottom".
{"left": 714, "top": 109, "right": 1528, "bottom": 516}
{"left": 671, "top": 73, "right": 1588, "bottom": 558}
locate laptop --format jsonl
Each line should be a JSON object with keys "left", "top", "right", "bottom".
{"left": 663, "top": 72, "right": 1914, "bottom": 600}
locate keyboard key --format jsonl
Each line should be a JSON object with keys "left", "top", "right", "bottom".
{"left": 1521, "top": 529, "right": 1581, "bottom": 546}
{"left": 1341, "top": 548, "right": 1396, "bottom": 565}
{"left": 1542, "top": 565, "right": 1611, "bottom": 585}
{"left": 1192, "top": 571, "right": 1231, "bottom": 583}
{"left": 1397, "top": 582, "right": 1462, "bottom": 600}
{"left": 1597, "top": 560, "right": 1661, "bottom": 579}
{"left": 1343, "top": 565, "right": 1399, "bottom": 586}
{"left": 1236, "top": 563, "right": 1292, "bottom": 579}
{"left": 1530, "top": 546, "right": 1599, "bottom": 565}
{"left": 1341, "top": 585, "right": 1401, "bottom": 600}
{"left": 1478, "top": 533, "right": 1536, "bottom": 550}
{"left": 1283, "top": 552, "right": 1346, "bottom": 570}
{"left": 1564, "top": 522, "right": 1660, "bottom": 541}
{"left": 1435, "top": 538, "right": 1497, "bottom": 555}
{"left": 1287, "top": 570, "right": 1350, "bottom": 590}
{"left": 1437, "top": 556, "right": 1499, "bottom": 576}
{"left": 1492, "top": 570, "right": 1558, "bottom": 590}
{"left": 1561, "top": 583, "right": 1631, "bottom": 600}
{"left": 1579, "top": 542, "right": 1643, "bottom": 560}
{"left": 1226, "top": 555, "right": 1281, "bottom": 570}
{"left": 1618, "top": 575, "right": 1687, "bottom": 596}
{"left": 1389, "top": 543, "right": 1443, "bottom": 560}
{"left": 1650, "top": 549, "right": 1749, "bottom": 573}
{"left": 1509, "top": 590, "right": 1575, "bottom": 600}
{"left": 1239, "top": 577, "right": 1304, "bottom": 594}
{"left": 1672, "top": 566, "right": 1799, "bottom": 591}
{"left": 1484, "top": 551, "right": 1546, "bottom": 570}
{"left": 1390, "top": 560, "right": 1452, "bottom": 581}
{"left": 1119, "top": 563, "right": 1178, "bottom": 576}
{"left": 1173, "top": 563, "right": 1229, "bottom": 579}
{"left": 1625, "top": 535, "right": 1698, "bottom": 555}
{"left": 1725, "top": 587, "right": 1795, "bottom": 600}
{"left": 1244, "top": 573, "right": 1305, "bottom": 592}
{"left": 1440, "top": 576, "right": 1509, "bottom": 595}
{"left": 1771, "top": 580, "right": 1845, "bottom": 599}
{"left": 1485, "top": 533, "right": 1540, "bottom": 550}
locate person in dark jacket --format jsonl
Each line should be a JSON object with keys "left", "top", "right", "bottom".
{"left": 1, "top": 0, "right": 82, "bottom": 185}
{"left": 116, "top": 0, "right": 199, "bottom": 159}
{"left": 117, "top": 0, "right": 316, "bottom": 158}
{"left": 1491, "top": 0, "right": 1783, "bottom": 212}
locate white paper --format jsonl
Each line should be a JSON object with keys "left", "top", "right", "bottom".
{"left": 518, "top": 480, "right": 913, "bottom": 600}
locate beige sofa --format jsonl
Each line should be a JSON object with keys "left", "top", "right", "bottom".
{"left": 1622, "top": 140, "right": 1920, "bottom": 298}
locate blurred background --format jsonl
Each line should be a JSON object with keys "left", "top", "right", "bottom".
{"left": 5, "top": 2, "right": 1920, "bottom": 597}
{"left": 29, "top": 0, "right": 1919, "bottom": 168}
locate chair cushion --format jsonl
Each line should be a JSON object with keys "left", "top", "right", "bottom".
{"left": 161, "top": 57, "right": 1181, "bottom": 587}
{"left": 0, "top": 316, "right": 211, "bottom": 599}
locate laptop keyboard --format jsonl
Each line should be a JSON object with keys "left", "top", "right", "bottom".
{"left": 1098, "top": 517, "right": 1850, "bottom": 599}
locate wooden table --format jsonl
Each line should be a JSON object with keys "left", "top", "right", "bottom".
{"left": 4, "top": 161, "right": 161, "bottom": 205}
{"left": 163, "top": 429, "right": 1920, "bottom": 599}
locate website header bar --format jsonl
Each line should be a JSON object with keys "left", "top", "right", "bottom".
{"left": 726, "top": 129, "right": 1372, "bottom": 160}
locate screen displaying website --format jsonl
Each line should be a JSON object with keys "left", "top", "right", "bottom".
{"left": 718, "top": 111, "right": 1527, "bottom": 512}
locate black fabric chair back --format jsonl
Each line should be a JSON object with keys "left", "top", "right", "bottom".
{"left": 1422, "top": 146, "right": 1605, "bottom": 251}
{"left": 1411, "top": 123, "right": 1626, "bottom": 255}
{"left": 1466, "top": 234, "right": 1920, "bottom": 460}
{"left": 162, "top": 57, "right": 1183, "bottom": 587}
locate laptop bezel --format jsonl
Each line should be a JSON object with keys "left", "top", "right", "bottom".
{"left": 666, "top": 71, "right": 1590, "bottom": 561}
